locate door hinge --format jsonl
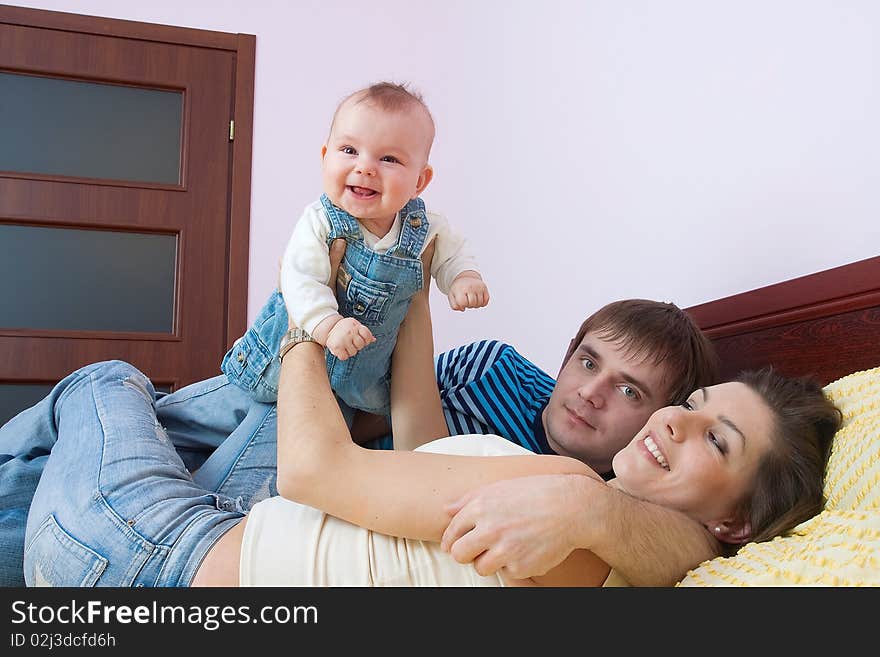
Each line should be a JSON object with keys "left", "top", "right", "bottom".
{"left": 229, "top": 120, "right": 235, "bottom": 141}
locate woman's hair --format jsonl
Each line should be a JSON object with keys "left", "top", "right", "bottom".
{"left": 729, "top": 367, "right": 842, "bottom": 554}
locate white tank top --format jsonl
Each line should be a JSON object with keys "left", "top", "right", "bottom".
{"left": 239, "top": 434, "right": 531, "bottom": 586}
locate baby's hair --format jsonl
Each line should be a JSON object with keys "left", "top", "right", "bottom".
{"left": 329, "top": 81, "right": 435, "bottom": 140}
{"left": 353, "top": 81, "right": 431, "bottom": 116}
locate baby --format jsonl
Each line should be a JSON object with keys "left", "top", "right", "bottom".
{"left": 280, "top": 82, "right": 489, "bottom": 420}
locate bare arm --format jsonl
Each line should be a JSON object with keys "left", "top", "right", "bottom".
{"left": 275, "top": 341, "right": 597, "bottom": 542}
{"left": 579, "top": 478, "right": 719, "bottom": 585}
{"left": 388, "top": 238, "right": 449, "bottom": 451}
{"left": 442, "top": 474, "right": 719, "bottom": 586}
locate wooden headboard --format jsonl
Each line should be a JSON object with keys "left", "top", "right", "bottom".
{"left": 686, "top": 255, "right": 880, "bottom": 386}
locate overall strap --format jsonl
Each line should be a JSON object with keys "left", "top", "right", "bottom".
{"left": 320, "top": 194, "right": 362, "bottom": 243}
{"left": 387, "top": 196, "right": 430, "bottom": 260}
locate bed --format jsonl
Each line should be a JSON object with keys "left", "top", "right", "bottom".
{"left": 675, "top": 254, "right": 880, "bottom": 586}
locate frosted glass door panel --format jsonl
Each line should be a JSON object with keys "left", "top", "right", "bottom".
{"left": 0, "top": 224, "right": 177, "bottom": 332}
{"left": 0, "top": 72, "right": 182, "bottom": 184}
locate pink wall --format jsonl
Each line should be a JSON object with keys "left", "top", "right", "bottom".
{"left": 15, "top": 0, "right": 880, "bottom": 373}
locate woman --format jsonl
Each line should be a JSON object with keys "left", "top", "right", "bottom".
{"left": 22, "top": 282, "right": 841, "bottom": 587}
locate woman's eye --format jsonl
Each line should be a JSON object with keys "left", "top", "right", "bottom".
{"left": 380, "top": 155, "right": 400, "bottom": 163}
{"left": 341, "top": 146, "right": 356, "bottom": 155}
{"left": 681, "top": 400, "right": 694, "bottom": 410}
{"left": 708, "top": 432, "right": 726, "bottom": 454}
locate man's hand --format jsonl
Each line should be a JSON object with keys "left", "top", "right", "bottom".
{"left": 440, "top": 474, "right": 587, "bottom": 579}
{"left": 328, "top": 238, "right": 347, "bottom": 298}
{"left": 285, "top": 238, "right": 348, "bottom": 331}
{"left": 443, "top": 471, "right": 718, "bottom": 586}
{"left": 294, "top": 238, "right": 375, "bottom": 359}
{"left": 325, "top": 237, "right": 375, "bottom": 359}
{"left": 419, "top": 236, "right": 436, "bottom": 298}
{"left": 447, "top": 271, "right": 489, "bottom": 311}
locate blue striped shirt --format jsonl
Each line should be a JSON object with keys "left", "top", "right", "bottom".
{"left": 370, "top": 340, "right": 557, "bottom": 453}
{"left": 436, "top": 340, "right": 557, "bottom": 454}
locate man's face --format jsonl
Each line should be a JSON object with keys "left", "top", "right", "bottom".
{"left": 542, "top": 332, "right": 671, "bottom": 474}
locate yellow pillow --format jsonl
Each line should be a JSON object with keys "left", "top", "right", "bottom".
{"left": 678, "top": 366, "right": 880, "bottom": 586}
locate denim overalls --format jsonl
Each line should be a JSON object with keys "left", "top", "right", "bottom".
{"left": 221, "top": 194, "right": 429, "bottom": 419}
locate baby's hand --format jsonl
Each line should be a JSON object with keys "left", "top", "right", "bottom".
{"left": 448, "top": 272, "right": 490, "bottom": 312}
{"left": 326, "top": 317, "right": 376, "bottom": 360}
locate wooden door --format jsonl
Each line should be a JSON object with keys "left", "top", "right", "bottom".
{"left": 0, "top": 6, "right": 254, "bottom": 422}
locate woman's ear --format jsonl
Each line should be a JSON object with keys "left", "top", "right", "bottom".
{"left": 414, "top": 164, "right": 434, "bottom": 196}
{"left": 707, "top": 518, "right": 752, "bottom": 545}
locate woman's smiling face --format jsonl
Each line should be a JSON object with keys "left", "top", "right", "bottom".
{"left": 610, "top": 382, "right": 776, "bottom": 529}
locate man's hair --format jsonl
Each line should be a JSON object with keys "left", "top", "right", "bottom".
{"left": 562, "top": 299, "right": 720, "bottom": 405}
{"left": 329, "top": 81, "right": 435, "bottom": 139}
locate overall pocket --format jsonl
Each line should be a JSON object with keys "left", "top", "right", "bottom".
{"left": 338, "top": 265, "right": 397, "bottom": 328}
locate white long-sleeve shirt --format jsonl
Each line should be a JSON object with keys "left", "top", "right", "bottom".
{"left": 280, "top": 199, "right": 479, "bottom": 335}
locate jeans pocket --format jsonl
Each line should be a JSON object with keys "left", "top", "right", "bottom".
{"left": 24, "top": 515, "right": 108, "bottom": 587}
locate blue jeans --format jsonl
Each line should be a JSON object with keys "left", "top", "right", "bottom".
{"left": 3, "top": 362, "right": 278, "bottom": 587}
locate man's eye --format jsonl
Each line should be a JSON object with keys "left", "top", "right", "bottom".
{"left": 341, "top": 146, "right": 356, "bottom": 155}
{"left": 581, "top": 358, "right": 595, "bottom": 371}
{"left": 380, "top": 155, "right": 400, "bottom": 164}
{"left": 620, "top": 385, "right": 640, "bottom": 400}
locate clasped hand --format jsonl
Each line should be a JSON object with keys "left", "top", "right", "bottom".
{"left": 440, "top": 474, "right": 586, "bottom": 579}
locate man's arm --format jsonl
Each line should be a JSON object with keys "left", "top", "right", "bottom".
{"left": 441, "top": 474, "right": 719, "bottom": 586}
{"left": 573, "top": 477, "right": 720, "bottom": 585}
